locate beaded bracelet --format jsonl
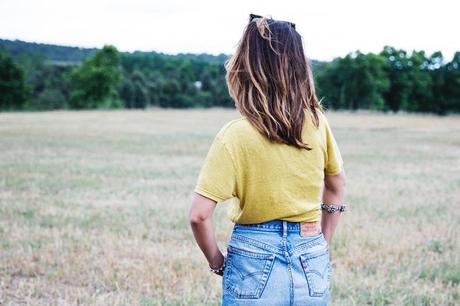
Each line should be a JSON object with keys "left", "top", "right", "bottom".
{"left": 321, "top": 203, "right": 347, "bottom": 213}
{"left": 208, "top": 255, "right": 227, "bottom": 274}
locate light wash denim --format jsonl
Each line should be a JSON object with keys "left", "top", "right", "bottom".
{"left": 222, "top": 219, "right": 331, "bottom": 306}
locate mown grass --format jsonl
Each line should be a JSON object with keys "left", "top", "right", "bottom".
{"left": 0, "top": 108, "right": 459, "bottom": 305}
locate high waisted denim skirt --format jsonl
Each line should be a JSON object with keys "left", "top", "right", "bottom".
{"left": 221, "top": 219, "right": 332, "bottom": 306}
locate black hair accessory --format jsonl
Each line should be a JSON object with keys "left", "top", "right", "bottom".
{"left": 248, "top": 13, "right": 296, "bottom": 30}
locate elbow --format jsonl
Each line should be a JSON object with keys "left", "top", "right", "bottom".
{"left": 188, "top": 207, "right": 205, "bottom": 224}
{"left": 336, "top": 172, "right": 347, "bottom": 191}
{"left": 325, "top": 170, "right": 347, "bottom": 193}
{"left": 338, "top": 171, "right": 347, "bottom": 188}
{"left": 188, "top": 206, "right": 210, "bottom": 225}
{"left": 189, "top": 213, "right": 206, "bottom": 224}
{"left": 188, "top": 192, "right": 216, "bottom": 224}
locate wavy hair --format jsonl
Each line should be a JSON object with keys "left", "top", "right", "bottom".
{"left": 224, "top": 15, "right": 323, "bottom": 150}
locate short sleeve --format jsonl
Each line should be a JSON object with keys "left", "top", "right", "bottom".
{"left": 324, "top": 117, "right": 344, "bottom": 176}
{"left": 194, "top": 134, "right": 237, "bottom": 203}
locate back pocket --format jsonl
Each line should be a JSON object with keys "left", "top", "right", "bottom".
{"left": 299, "top": 248, "right": 331, "bottom": 297}
{"left": 224, "top": 245, "right": 275, "bottom": 299}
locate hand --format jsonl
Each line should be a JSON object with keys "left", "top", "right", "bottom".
{"left": 323, "top": 232, "right": 332, "bottom": 247}
{"left": 214, "top": 270, "right": 224, "bottom": 277}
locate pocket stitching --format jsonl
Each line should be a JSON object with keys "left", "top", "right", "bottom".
{"left": 299, "top": 248, "right": 331, "bottom": 297}
{"left": 231, "top": 233, "right": 281, "bottom": 254}
{"left": 228, "top": 245, "right": 275, "bottom": 259}
{"left": 224, "top": 247, "right": 275, "bottom": 299}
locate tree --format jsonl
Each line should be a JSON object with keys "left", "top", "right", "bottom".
{"left": 315, "top": 51, "right": 390, "bottom": 111}
{"left": 404, "top": 50, "right": 433, "bottom": 112}
{"left": 69, "top": 45, "right": 122, "bottom": 109}
{"left": 379, "top": 46, "right": 412, "bottom": 112}
{"left": 0, "top": 51, "right": 28, "bottom": 110}
{"left": 441, "top": 52, "right": 460, "bottom": 114}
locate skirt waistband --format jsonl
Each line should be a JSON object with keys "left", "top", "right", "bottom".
{"left": 234, "top": 219, "right": 321, "bottom": 232}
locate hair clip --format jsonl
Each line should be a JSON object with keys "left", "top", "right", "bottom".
{"left": 249, "top": 13, "right": 263, "bottom": 22}
{"left": 248, "top": 13, "right": 295, "bottom": 30}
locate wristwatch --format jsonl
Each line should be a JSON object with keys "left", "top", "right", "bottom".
{"left": 321, "top": 203, "right": 347, "bottom": 213}
{"left": 208, "top": 255, "right": 227, "bottom": 275}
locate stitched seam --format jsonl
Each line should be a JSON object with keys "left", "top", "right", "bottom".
{"left": 194, "top": 186, "right": 226, "bottom": 202}
{"left": 291, "top": 237, "right": 325, "bottom": 254}
{"left": 231, "top": 234, "right": 283, "bottom": 255}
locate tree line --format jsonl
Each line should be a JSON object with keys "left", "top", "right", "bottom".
{"left": 0, "top": 39, "right": 459, "bottom": 114}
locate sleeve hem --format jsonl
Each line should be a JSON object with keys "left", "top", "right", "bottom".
{"left": 194, "top": 186, "right": 227, "bottom": 203}
{"left": 325, "top": 164, "right": 343, "bottom": 176}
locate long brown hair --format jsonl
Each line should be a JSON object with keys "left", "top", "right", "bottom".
{"left": 225, "top": 15, "right": 323, "bottom": 150}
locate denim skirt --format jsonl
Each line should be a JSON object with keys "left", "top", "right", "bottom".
{"left": 221, "top": 219, "right": 332, "bottom": 306}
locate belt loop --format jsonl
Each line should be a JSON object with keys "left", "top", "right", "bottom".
{"left": 282, "top": 220, "right": 287, "bottom": 239}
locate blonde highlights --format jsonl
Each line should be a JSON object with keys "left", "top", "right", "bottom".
{"left": 225, "top": 15, "right": 323, "bottom": 150}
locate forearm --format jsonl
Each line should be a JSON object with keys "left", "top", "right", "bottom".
{"left": 321, "top": 186, "right": 345, "bottom": 244}
{"left": 321, "top": 208, "right": 341, "bottom": 245}
{"left": 190, "top": 217, "right": 224, "bottom": 268}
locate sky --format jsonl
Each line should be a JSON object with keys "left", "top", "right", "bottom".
{"left": 0, "top": 0, "right": 458, "bottom": 62}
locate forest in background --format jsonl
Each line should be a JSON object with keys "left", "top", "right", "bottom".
{"left": 1, "top": 38, "right": 459, "bottom": 114}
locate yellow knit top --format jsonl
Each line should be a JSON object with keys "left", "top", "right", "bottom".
{"left": 194, "top": 109, "right": 344, "bottom": 224}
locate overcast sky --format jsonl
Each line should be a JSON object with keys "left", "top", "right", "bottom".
{"left": 0, "top": 0, "right": 458, "bottom": 62}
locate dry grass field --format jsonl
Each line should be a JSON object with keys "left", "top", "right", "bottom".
{"left": 0, "top": 108, "right": 459, "bottom": 305}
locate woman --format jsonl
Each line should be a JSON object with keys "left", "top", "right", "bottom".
{"left": 189, "top": 14, "right": 347, "bottom": 306}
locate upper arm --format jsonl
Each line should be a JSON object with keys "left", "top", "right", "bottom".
{"left": 324, "top": 168, "right": 347, "bottom": 192}
{"left": 189, "top": 192, "right": 217, "bottom": 222}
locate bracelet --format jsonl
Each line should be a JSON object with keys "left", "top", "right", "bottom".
{"left": 321, "top": 203, "right": 347, "bottom": 213}
{"left": 208, "top": 255, "right": 227, "bottom": 274}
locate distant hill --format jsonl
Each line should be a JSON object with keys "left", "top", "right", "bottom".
{"left": 0, "top": 38, "right": 233, "bottom": 65}
{"left": 0, "top": 39, "right": 97, "bottom": 64}
{"left": 0, "top": 38, "right": 326, "bottom": 68}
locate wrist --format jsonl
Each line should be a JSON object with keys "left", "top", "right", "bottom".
{"left": 321, "top": 203, "right": 347, "bottom": 213}
{"left": 209, "top": 254, "right": 227, "bottom": 275}
{"left": 209, "top": 252, "right": 224, "bottom": 269}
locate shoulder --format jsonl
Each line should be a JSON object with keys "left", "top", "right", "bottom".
{"left": 315, "top": 108, "right": 328, "bottom": 124}
{"left": 215, "top": 116, "right": 254, "bottom": 141}
{"left": 314, "top": 109, "right": 331, "bottom": 132}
